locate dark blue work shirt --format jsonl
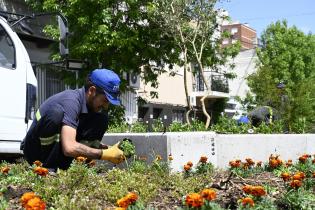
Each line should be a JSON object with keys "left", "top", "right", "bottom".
{"left": 38, "top": 87, "right": 88, "bottom": 129}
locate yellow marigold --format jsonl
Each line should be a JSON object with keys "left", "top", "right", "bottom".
{"left": 250, "top": 186, "right": 266, "bottom": 197}
{"left": 33, "top": 167, "right": 49, "bottom": 176}
{"left": 33, "top": 160, "right": 42, "bottom": 167}
{"left": 290, "top": 180, "right": 302, "bottom": 189}
{"left": 155, "top": 155, "right": 162, "bottom": 161}
{"left": 242, "top": 197, "right": 254, "bottom": 207}
{"left": 125, "top": 192, "right": 138, "bottom": 204}
{"left": 184, "top": 164, "right": 191, "bottom": 171}
{"left": 76, "top": 156, "right": 87, "bottom": 162}
{"left": 117, "top": 197, "right": 130, "bottom": 208}
{"left": 185, "top": 193, "right": 204, "bottom": 208}
{"left": 115, "top": 208, "right": 126, "bottom": 210}
{"left": 200, "top": 189, "right": 216, "bottom": 201}
{"left": 199, "top": 156, "right": 208, "bottom": 163}
{"left": 1, "top": 166, "right": 10, "bottom": 174}
{"left": 168, "top": 154, "right": 173, "bottom": 161}
{"left": 187, "top": 161, "right": 193, "bottom": 167}
{"left": 20, "top": 192, "right": 36, "bottom": 207}
{"left": 24, "top": 197, "right": 46, "bottom": 210}
{"left": 281, "top": 172, "right": 291, "bottom": 181}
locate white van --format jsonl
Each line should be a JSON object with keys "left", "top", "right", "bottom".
{"left": 0, "top": 12, "right": 68, "bottom": 155}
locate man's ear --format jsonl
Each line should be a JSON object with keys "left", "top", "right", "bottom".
{"left": 88, "top": 86, "right": 97, "bottom": 96}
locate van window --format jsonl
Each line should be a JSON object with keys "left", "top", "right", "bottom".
{"left": 0, "top": 24, "right": 15, "bottom": 69}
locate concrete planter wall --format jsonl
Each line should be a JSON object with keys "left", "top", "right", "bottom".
{"left": 102, "top": 133, "right": 315, "bottom": 171}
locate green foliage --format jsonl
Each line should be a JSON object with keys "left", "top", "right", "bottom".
{"left": 280, "top": 189, "right": 315, "bottom": 210}
{"left": 26, "top": 0, "right": 181, "bottom": 89}
{"left": 247, "top": 20, "right": 315, "bottom": 133}
{"left": 119, "top": 139, "right": 136, "bottom": 158}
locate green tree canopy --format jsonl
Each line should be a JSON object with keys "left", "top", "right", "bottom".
{"left": 248, "top": 20, "right": 315, "bottom": 132}
{"left": 26, "top": 0, "right": 180, "bottom": 89}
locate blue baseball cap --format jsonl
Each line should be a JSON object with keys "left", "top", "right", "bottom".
{"left": 89, "top": 69, "right": 121, "bottom": 105}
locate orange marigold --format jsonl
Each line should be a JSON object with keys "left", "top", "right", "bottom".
{"left": 256, "top": 161, "right": 262, "bottom": 167}
{"left": 185, "top": 193, "right": 204, "bottom": 208}
{"left": 200, "top": 189, "right": 216, "bottom": 201}
{"left": 1, "top": 166, "right": 10, "bottom": 174}
{"left": 229, "top": 160, "right": 241, "bottom": 168}
{"left": 24, "top": 197, "right": 46, "bottom": 210}
{"left": 155, "top": 155, "right": 162, "bottom": 161}
{"left": 241, "top": 197, "right": 254, "bottom": 207}
{"left": 245, "top": 158, "right": 255, "bottom": 166}
{"left": 33, "top": 160, "right": 42, "bottom": 167}
{"left": 184, "top": 164, "right": 191, "bottom": 171}
{"left": 33, "top": 167, "right": 49, "bottom": 176}
{"left": 312, "top": 172, "right": 315, "bottom": 178}
{"left": 87, "top": 160, "right": 96, "bottom": 167}
{"left": 199, "top": 156, "right": 208, "bottom": 163}
{"left": 117, "top": 197, "right": 130, "bottom": 208}
{"left": 20, "top": 192, "right": 36, "bottom": 207}
{"left": 250, "top": 186, "right": 266, "bottom": 197}
{"left": 281, "top": 172, "right": 291, "bottom": 181}
{"left": 76, "top": 156, "right": 87, "bottom": 162}
{"left": 242, "top": 185, "right": 252, "bottom": 194}
{"left": 125, "top": 192, "right": 138, "bottom": 204}
{"left": 286, "top": 160, "right": 293, "bottom": 167}
{"left": 292, "top": 172, "right": 305, "bottom": 181}
{"left": 290, "top": 180, "right": 302, "bottom": 189}
{"left": 187, "top": 161, "right": 193, "bottom": 167}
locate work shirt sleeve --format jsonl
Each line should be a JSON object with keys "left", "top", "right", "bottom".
{"left": 62, "top": 99, "right": 81, "bottom": 129}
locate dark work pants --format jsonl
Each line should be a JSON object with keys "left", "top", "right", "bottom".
{"left": 21, "top": 106, "right": 108, "bottom": 170}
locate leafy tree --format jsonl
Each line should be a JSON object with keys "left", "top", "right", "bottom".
{"left": 153, "top": 0, "right": 240, "bottom": 128}
{"left": 247, "top": 20, "right": 315, "bottom": 132}
{"left": 26, "top": 0, "right": 180, "bottom": 90}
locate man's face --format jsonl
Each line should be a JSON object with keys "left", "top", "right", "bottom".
{"left": 86, "top": 86, "right": 110, "bottom": 112}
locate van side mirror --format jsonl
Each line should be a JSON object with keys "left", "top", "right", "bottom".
{"left": 57, "top": 15, "right": 69, "bottom": 57}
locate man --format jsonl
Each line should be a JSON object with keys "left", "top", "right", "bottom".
{"left": 21, "top": 69, "right": 125, "bottom": 170}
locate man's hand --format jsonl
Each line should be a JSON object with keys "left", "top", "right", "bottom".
{"left": 100, "top": 142, "right": 125, "bottom": 164}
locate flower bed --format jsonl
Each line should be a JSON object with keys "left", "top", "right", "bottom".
{"left": 0, "top": 154, "right": 314, "bottom": 209}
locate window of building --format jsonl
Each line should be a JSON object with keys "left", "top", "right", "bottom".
{"left": 172, "top": 110, "right": 184, "bottom": 123}
{"left": 231, "top": 27, "right": 238, "bottom": 35}
{"left": 0, "top": 25, "right": 15, "bottom": 69}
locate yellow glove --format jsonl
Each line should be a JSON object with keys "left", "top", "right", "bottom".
{"left": 100, "top": 142, "right": 125, "bottom": 164}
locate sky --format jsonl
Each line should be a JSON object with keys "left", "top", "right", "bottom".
{"left": 216, "top": 0, "right": 315, "bottom": 37}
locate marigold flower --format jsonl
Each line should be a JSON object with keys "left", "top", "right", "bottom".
{"left": 1, "top": 166, "right": 10, "bottom": 174}
{"left": 292, "top": 172, "right": 305, "bottom": 181}
{"left": 155, "top": 155, "right": 162, "bottom": 161}
{"left": 256, "top": 161, "right": 262, "bottom": 167}
{"left": 87, "top": 160, "right": 96, "bottom": 167}
{"left": 290, "top": 180, "right": 302, "bottom": 189}
{"left": 269, "top": 154, "right": 282, "bottom": 168}
{"left": 125, "top": 192, "right": 138, "bottom": 204}
{"left": 200, "top": 189, "right": 216, "bottom": 201}
{"left": 33, "top": 167, "right": 49, "bottom": 176}
{"left": 286, "top": 160, "right": 293, "bottom": 167}
{"left": 299, "top": 156, "right": 308, "bottom": 164}
{"left": 312, "top": 172, "right": 315, "bottom": 178}
{"left": 24, "top": 197, "right": 46, "bottom": 210}
{"left": 33, "top": 160, "right": 42, "bottom": 167}
{"left": 115, "top": 208, "right": 126, "bottom": 210}
{"left": 185, "top": 193, "right": 204, "bottom": 207}
{"left": 245, "top": 158, "right": 255, "bottom": 166}
{"left": 312, "top": 159, "right": 315, "bottom": 164}
{"left": 242, "top": 162, "right": 250, "bottom": 170}
{"left": 250, "top": 186, "right": 266, "bottom": 197}
{"left": 187, "top": 161, "right": 193, "bottom": 167}
{"left": 199, "top": 156, "right": 208, "bottom": 163}
{"left": 76, "top": 156, "right": 87, "bottom": 162}
{"left": 229, "top": 160, "right": 241, "bottom": 168}
{"left": 20, "top": 192, "right": 36, "bottom": 207}
{"left": 168, "top": 154, "right": 173, "bottom": 161}
{"left": 184, "top": 164, "right": 191, "bottom": 171}
{"left": 241, "top": 197, "right": 254, "bottom": 207}
{"left": 281, "top": 172, "right": 291, "bottom": 181}
{"left": 242, "top": 185, "right": 252, "bottom": 194}
{"left": 117, "top": 197, "right": 130, "bottom": 208}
